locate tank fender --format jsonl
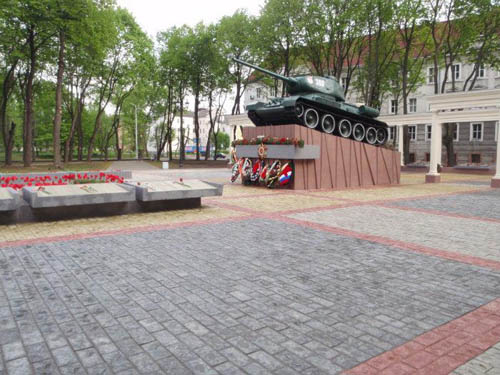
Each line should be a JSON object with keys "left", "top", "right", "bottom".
{"left": 358, "top": 105, "right": 380, "bottom": 118}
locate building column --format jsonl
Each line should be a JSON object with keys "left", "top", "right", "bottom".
{"left": 426, "top": 113, "right": 442, "bottom": 183}
{"left": 492, "top": 121, "right": 500, "bottom": 188}
{"left": 397, "top": 125, "right": 404, "bottom": 166}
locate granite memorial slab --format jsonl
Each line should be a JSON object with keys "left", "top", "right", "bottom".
{"left": 129, "top": 180, "right": 223, "bottom": 202}
{"left": 22, "top": 183, "right": 135, "bottom": 208}
{"left": 0, "top": 188, "right": 19, "bottom": 211}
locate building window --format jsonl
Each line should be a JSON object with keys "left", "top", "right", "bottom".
{"left": 453, "top": 123, "right": 459, "bottom": 141}
{"left": 427, "top": 67, "right": 436, "bottom": 84}
{"left": 478, "top": 64, "right": 485, "bottom": 78}
{"left": 470, "top": 122, "right": 483, "bottom": 141}
{"left": 409, "top": 153, "right": 416, "bottom": 163}
{"left": 425, "top": 153, "right": 430, "bottom": 162}
{"left": 390, "top": 99, "right": 398, "bottom": 114}
{"left": 471, "top": 153, "right": 481, "bottom": 164}
{"left": 409, "top": 98, "right": 417, "bottom": 113}
{"left": 451, "top": 64, "right": 461, "bottom": 80}
{"left": 256, "top": 87, "right": 265, "bottom": 99}
{"left": 388, "top": 127, "right": 395, "bottom": 141}
{"left": 425, "top": 124, "right": 432, "bottom": 141}
{"left": 408, "top": 125, "right": 416, "bottom": 141}
{"left": 496, "top": 121, "right": 499, "bottom": 142}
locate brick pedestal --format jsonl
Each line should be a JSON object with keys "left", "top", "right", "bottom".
{"left": 242, "top": 124, "right": 401, "bottom": 190}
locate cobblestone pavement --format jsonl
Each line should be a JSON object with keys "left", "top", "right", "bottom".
{"left": 392, "top": 189, "right": 500, "bottom": 220}
{"left": 452, "top": 342, "right": 500, "bottom": 374}
{"left": 289, "top": 205, "right": 500, "bottom": 262}
{"left": 0, "top": 171, "right": 499, "bottom": 374}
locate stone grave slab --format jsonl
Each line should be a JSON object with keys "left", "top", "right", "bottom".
{"left": 23, "top": 183, "right": 135, "bottom": 208}
{"left": 0, "top": 188, "right": 19, "bottom": 211}
{"left": 129, "top": 180, "right": 223, "bottom": 202}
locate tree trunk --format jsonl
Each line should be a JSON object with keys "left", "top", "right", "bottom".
{"left": 443, "top": 123, "right": 456, "bottom": 167}
{"left": 77, "top": 114, "right": 83, "bottom": 161}
{"left": 194, "top": 84, "right": 200, "bottom": 161}
{"left": 168, "top": 130, "right": 172, "bottom": 161}
{"left": 179, "top": 86, "right": 185, "bottom": 167}
{"left": 5, "top": 122, "right": 15, "bottom": 165}
{"left": 115, "top": 125, "right": 122, "bottom": 161}
{"left": 64, "top": 101, "right": 82, "bottom": 163}
{"left": 87, "top": 111, "right": 104, "bottom": 161}
{"left": 53, "top": 30, "right": 65, "bottom": 168}
{"left": 1, "top": 61, "right": 17, "bottom": 166}
{"left": 23, "top": 27, "right": 36, "bottom": 167}
{"left": 403, "top": 125, "right": 411, "bottom": 165}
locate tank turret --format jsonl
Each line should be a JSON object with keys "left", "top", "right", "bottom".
{"left": 234, "top": 58, "right": 388, "bottom": 146}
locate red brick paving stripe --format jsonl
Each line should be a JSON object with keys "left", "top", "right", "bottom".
{"left": 280, "top": 216, "right": 500, "bottom": 271}
{"left": 0, "top": 215, "right": 250, "bottom": 249}
{"left": 344, "top": 298, "right": 500, "bottom": 375}
{"left": 380, "top": 203, "right": 500, "bottom": 224}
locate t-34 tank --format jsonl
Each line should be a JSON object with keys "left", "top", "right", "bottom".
{"left": 234, "top": 58, "right": 389, "bottom": 146}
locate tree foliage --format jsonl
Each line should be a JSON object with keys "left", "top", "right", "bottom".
{"left": 1, "top": 0, "right": 500, "bottom": 165}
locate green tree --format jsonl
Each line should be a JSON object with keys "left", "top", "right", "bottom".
{"left": 158, "top": 26, "right": 192, "bottom": 165}
{"left": 300, "top": 0, "right": 365, "bottom": 93}
{"left": 354, "top": 0, "right": 398, "bottom": 108}
{"left": 217, "top": 10, "right": 260, "bottom": 115}
{"left": 259, "top": 0, "right": 304, "bottom": 95}
{"left": 0, "top": 1, "right": 24, "bottom": 165}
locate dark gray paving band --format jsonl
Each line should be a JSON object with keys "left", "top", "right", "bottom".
{"left": 392, "top": 189, "right": 500, "bottom": 220}
{"left": 1, "top": 219, "right": 499, "bottom": 374}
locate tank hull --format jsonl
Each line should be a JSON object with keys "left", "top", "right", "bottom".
{"left": 247, "top": 95, "right": 389, "bottom": 146}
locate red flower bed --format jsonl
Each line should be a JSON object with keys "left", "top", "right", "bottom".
{"left": 0, "top": 173, "right": 125, "bottom": 190}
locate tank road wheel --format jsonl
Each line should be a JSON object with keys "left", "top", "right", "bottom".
{"left": 321, "top": 114, "right": 336, "bottom": 134}
{"left": 366, "top": 127, "right": 377, "bottom": 145}
{"left": 376, "top": 128, "right": 388, "bottom": 145}
{"left": 304, "top": 108, "right": 320, "bottom": 129}
{"left": 295, "top": 103, "right": 305, "bottom": 118}
{"left": 338, "top": 119, "right": 352, "bottom": 138}
{"left": 353, "top": 123, "right": 365, "bottom": 142}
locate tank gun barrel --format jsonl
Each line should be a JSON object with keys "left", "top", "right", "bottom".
{"left": 232, "top": 58, "right": 297, "bottom": 86}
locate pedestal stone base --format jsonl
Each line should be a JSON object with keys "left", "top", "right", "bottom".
{"left": 491, "top": 178, "right": 500, "bottom": 188}
{"left": 425, "top": 174, "right": 441, "bottom": 183}
{"left": 242, "top": 124, "right": 401, "bottom": 190}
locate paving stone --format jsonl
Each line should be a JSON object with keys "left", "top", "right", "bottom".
{"left": 6, "top": 357, "right": 32, "bottom": 375}
{"left": 52, "top": 346, "right": 78, "bottom": 367}
{"left": 141, "top": 341, "right": 171, "bottom": 361}
{"left": 2, "top": 341, "right": 25, "bottom": 361}
{"left": 77, "top": 348, "right": 103, "bottom": 368}
{"left": 102, "top": 351, "right": 133, "bottom": 373}
{"left": 249, "top": 350, "right": 283, "bottom": 371}
{"left": 1, "top": 217, "right": 500, "bottom": 375}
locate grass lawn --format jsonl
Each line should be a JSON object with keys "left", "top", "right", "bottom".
{"left": 146, "top": 159, "right": 230, "bottom": 169}
{"left": 0, "top": 161, "right": 113, "bottom": 174}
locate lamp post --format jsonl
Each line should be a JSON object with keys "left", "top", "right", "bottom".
{"left": 132, "top": 104, "right": 139, "bottom": 160}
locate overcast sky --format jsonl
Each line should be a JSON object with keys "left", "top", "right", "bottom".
{"left": 116, "top": 0, "right": 265, "bottom": 39}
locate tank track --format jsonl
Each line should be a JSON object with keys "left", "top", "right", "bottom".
{"left": 249, "top": 99, "right": 389, "bottom": 146}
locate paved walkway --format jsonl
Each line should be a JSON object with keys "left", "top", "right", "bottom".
{"left": 0, "top": 172, "right": 499, "bottom": 374}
